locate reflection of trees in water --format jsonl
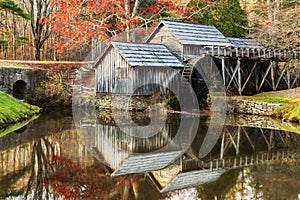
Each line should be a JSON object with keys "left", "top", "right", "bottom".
{"left": 24, "top": 137, "right": 56, "bottom": 199}
{"left": 197, "top": 156, "right": 300, "bottom": 200}
{"left": 251, "top": 156, "right": 300, "bottom": 200}
{"left": 40, "top": 156, "right": 150, "bottom": 200}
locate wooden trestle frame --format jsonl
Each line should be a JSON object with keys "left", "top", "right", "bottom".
{"left": 186, "top": 46, "right": 299, "bottom": 95}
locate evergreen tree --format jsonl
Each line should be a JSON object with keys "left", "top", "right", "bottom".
{"left": 0, "top": 0, "right": 30, "bottom": 19}
{"left": 189, "top": 0, "right": 248, "bottom": 38}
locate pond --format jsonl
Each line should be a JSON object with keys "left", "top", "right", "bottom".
{"left": 0, "top": 110, "right": 300, "bottom": 199}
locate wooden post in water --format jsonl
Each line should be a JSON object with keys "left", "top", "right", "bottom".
{"left": 237, "top": 59, "right": 242, "bottom": 95}
{"left": 221, "top": 58, "right": 226, "bottom": 87}
{"left": 271, "top": 61, "right": 275, "bottom": 90}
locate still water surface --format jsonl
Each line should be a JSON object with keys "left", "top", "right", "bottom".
{"left": 0, "top": 111, "right": 300, "bottom": 199}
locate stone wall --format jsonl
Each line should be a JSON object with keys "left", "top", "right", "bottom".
{"left": 227, "top": 98, "right": 281, "bottom": 116}
{"left": 95, "top": 93, "right": 173, "bottom": 111}
{"left": 0, "top": 67, "right": 47, "bottom": 98}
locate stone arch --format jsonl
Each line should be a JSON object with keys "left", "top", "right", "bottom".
{"left": 13, "top": 80, "right": 27, "bottom": 99}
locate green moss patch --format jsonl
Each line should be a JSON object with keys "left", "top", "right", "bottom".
{"left": 0, "top": 91, "right": 41, "bottom": 128}
{"left": 275, "top": 99, "right": 300, "bottom": 123}
{"left": 243, "top": 89, "right": 300, "bottom": 123}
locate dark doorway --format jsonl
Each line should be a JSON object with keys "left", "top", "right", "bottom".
{"left": 13, "top": 80, "right": 27, "bottom": 99}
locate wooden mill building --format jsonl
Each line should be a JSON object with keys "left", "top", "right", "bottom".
{"left": 94, "top": 20, "right": 299, "bottom": 100}
{"left": 94, "top": 41, "right": 183, "bottom": 95}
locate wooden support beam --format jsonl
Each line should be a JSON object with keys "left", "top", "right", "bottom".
{"left": 241, "top": 127, "right": 255, "bottom": 151}
{"left": 291, "top": 74, "right": 299, "bottom": 88}
{"left": 269, "top": 130, "right": 274, "bottom": 149}
{"left": 258, "top": 61, "right": 273, "bottom": 92}
{"left": 271, "top": 61, "right": 276, "bottom": 90}
{"left": 223, "top": 128, "right": 231, "bottom": 150}
{"left": 226, "top": 60, "right": 240, "bottom": 90}
{"left": 220, "top": 133, "right": 225, "bottom": 159}
{"left": 224, "top": 65, "right": 239, "bottom": 90}
{"left": 228, "top": 130, "right": 239, "bottom": 156}
{"left": 275, "top": 63, "right": 287, "bottom": 90}
{"left": 231, "top": 67, "right": 239, "bottom": 87}
{"left": 241, "top": 61, "right": 258, "bottom": 92}
{"left": 238, "top": 60, "right": 242, "bottom": 95}
{"left": 278, "top": 132, "right": 288, "bottom": 148}
{"left": 260, "top": 128, "right": 271, "bottom": 150}
{"left": 221, "top": 58, "right": 226, "bottom": 86}
{"left": 236, "top": 126, "right": 241, "bottom": 156}
{"left": 255, "top": 66, "right": 259, "bottom": 92}
{"left": 287, "top": 67, "right": 291, "bottom": 89}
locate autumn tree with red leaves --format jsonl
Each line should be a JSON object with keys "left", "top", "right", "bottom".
{"left": 42, "top": 156, "right": 148, "bottom": 200}
{"left": 49, "top": 0, "right": 190, "bottom": 53}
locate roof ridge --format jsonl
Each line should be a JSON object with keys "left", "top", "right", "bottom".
{"left": 161, "top": 20, "right": 216, "bottom": 28}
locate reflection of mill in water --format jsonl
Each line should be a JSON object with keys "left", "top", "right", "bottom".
{"left": 78, "top": 113, "right": 197, "bottom": 177}
{"left": 78, "top": 115, "right": 300, "bottom": 193}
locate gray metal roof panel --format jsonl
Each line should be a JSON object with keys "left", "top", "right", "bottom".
{"left": 161, "top": 169, "right": 225, "bottom": 193}
{"left": 161, "top": 20, "right": 232, "bottom": 47}
{"left": 227, "top": 37, "right": 264, "bottom": 49}
{"left": 112, "top": 42, "right": 184, "bottom": 67}
{"left": 111, "top": 150, "right": 184, "bottom": 177}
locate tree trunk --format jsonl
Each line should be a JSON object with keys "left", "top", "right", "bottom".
{"left": 29, "top": 0, "right": 52, "bottom": 60}
{"left": 35, "top": 44, "right": 41, "bottom": 60}
{"left": 13, "top": 15, "right": 17, "bottom": 60}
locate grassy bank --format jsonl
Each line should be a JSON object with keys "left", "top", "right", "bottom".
{"left": 248, "top": 88, "right": 300, "bottom": 122}
{"left": 0, "top": 91, "right": 41, "bottom": 128}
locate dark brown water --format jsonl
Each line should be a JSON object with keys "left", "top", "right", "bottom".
{"left": 0, "top": 111, "right": 300, "bottom": 200}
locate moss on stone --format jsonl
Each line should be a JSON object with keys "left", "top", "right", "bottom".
{"left": 242, "top": 89, "right": 300, "bottom": 123}
{"left": 275, "top": 100, "right": 300, "bottom": 123}
{"left": 0, "top": 91, "right": 40, "bottom": 128}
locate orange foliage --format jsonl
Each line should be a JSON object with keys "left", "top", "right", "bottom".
{"left": 48, "top": 0, "right": 189, "bottom": 52}
{"left": 42, "top": 156, "right": 115, "bottom": 199}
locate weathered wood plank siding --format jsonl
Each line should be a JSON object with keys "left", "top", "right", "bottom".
{"left": 147, "top": 26, "right": 184, "bottom": 61}
{"left": 96, "top": 47, "right": 133, "bottom": 93}
{"left": 96, "top": 42, "right": 184, "bottom": 95}
{"left": 97, "top": 58, "right": 182, "bottom": 95}
{"left": 183, "top": 45, "right": 205, "bottom": 60}
{"left": 132, "top": 67, "right": 181, "bottom": 95}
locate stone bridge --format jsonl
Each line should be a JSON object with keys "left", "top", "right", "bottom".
{"left": 0, "top": 66, "right": 47, "bottom": 99}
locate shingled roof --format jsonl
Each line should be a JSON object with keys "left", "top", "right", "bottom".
{"left": 111, "top": 150, "right": 184, "bottom": 177}
{"left": 111, "top": 42, "right": 184, "bottom": 67}
{"left": 227, "top": 37, "right": 264, "bottom": 49}
{"left": 147, "top": 20, "right": 232, "bottom": 47}
{"left": 160, "top": 169, "right": 225, "bottom": 193}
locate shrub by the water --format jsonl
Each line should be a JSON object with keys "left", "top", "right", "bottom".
{"left": 33, "top": 75, "right": 72, "bottom": 108}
